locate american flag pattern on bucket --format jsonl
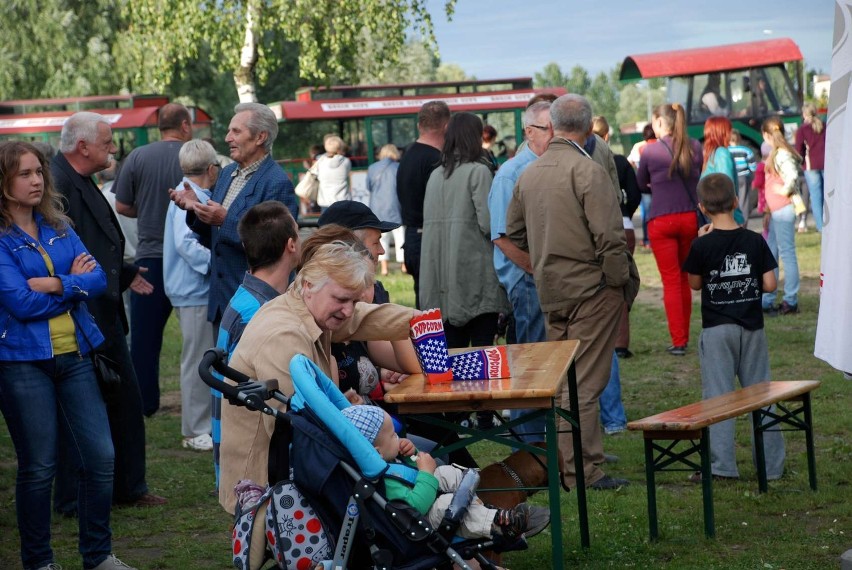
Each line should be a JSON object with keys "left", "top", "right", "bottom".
{"left": 409, "top": 309, "right": 453, "bottom": 384}
{"left": 450, "top": 345, "right": 510, "bottom": 380}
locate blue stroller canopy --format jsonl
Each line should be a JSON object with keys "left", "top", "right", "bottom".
{"left": 289, "top": 354, "right": 390, "bottom": 481}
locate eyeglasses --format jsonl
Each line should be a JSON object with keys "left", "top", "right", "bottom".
{"left": 527, "top": 124, "right": 552, "bottom": 132}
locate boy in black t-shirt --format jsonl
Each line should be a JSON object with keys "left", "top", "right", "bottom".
{"left": 682, "top": 173, "right": 786, "bottom": 482}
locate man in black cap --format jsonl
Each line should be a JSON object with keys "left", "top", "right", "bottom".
{"left": 317, "top": 202, "right": 400, "bottom": 301}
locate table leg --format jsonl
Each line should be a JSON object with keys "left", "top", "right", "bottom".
{"left": 566, "top": 362, "right": 589, "bottom": 548}
{"left": 700, "top": 427, "right": 715, "bottom": 538}
{"left": 803, "top": 393, "right": 818, "bottom": 491}
{"left": 546, "top": 406, "right": 564, "bottom": 570}
{"left": 752, "top": 409, "right": 768, "bottom": 493}
{"left": 644, "top": 437, "right": 659, "bottom": 541}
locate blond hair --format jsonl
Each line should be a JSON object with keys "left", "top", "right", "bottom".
{"left": 802, "top": 102, "right": 824, "bottom": 135}
{"left": 761, "top": 116, "right": 801, "bottom": 176}
{"left": 378, "top": 144, "right": 400, "bottom": 161}
{"left": 324, "top": 135, "right": 345, "bottom": 155}
{"left": 294, "top": 241, "right": 374, "bottom": 296}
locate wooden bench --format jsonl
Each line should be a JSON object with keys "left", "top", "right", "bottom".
{"left": 627, "top": 380, "right": 820, "bottom": 540}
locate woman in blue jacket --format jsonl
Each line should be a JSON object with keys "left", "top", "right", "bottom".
{"left": 0, "top": 142, "right": 135, "bottom": 570}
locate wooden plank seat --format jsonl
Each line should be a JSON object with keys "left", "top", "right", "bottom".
{"left": 627, "top": 380, "right": 820, "bottom": 540}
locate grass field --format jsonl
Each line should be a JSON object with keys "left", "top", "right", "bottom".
{"left": 1, "top": 230, "right": 849, "bottom": 569}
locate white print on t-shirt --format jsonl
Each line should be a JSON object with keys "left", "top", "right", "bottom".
{"left": 705, "top": 278, "right": 757, "bottom": 298}
{"left": 719, "top": 253, "right": 751, "bottom": 277}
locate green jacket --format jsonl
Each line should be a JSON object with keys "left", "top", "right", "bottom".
{"left": 420, "top": 161, "right": 511, "bottom": 326}
{"left": 384, "top": 456, "right": 439, "bottom": 515}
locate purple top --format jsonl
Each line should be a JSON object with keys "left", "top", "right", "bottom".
{"left": 637, "top": 136, "right": 703, "bottom": 221}
{"left": 794, "top": 123, "right": 825, "bottom": 171}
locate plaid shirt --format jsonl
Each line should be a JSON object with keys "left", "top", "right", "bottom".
{"left": 222, "top": 154, "right": 268, "bottom": 209}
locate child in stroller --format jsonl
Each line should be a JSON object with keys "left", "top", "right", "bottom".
{"left": 341, "top": 405, "right": 550, "bottom": 541}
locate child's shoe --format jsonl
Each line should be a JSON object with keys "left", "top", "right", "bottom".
{"left": 492, "top": 503, "right": 550, "bottom": 539}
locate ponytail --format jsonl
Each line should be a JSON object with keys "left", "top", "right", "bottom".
{"left": 654, "top": 103, "right": 694, "bottom": 179}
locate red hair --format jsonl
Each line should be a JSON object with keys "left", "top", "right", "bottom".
{"left": 702, "top": 116, "right": 732, "bottom": 171}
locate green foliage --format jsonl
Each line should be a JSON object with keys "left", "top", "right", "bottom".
{"left": 0, "top": 0, "right": 123, "bottom": 98}
{"left": 114, "top": 0, "right": 454, "bottom": 99}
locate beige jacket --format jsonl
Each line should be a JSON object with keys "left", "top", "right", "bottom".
{"left": 506, "top": 137, "right": 628, "bottom": 313}
{"left": 219, "top": 288, "right": 415, "bottom": 514}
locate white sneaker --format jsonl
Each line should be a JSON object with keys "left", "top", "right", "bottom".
{"left": 90, "top": 555, "right": 137, "bottom": 570}
{"left": 35, "top": 564, "right": 63, "bottom": 570}
{"left": 182, "top": 433, "right": 213, "bottom": 451}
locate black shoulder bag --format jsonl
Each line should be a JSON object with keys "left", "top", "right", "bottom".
{"left": 69, "top": 309, "right": 122, "bottom": 397}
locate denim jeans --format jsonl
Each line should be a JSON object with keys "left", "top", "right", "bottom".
{"left": 55, "top": 315, "right": 148, "bottom": 509}
{"left": 0, "top": 354, "right": 115, "bottom": 570}
{"left": 507, "top": 273, "right": 547, "bottom": 442}
{"left": 599, "top": 351, "right": 627, "bottom": 432}
{"left": 131, "top": 257, "right": 173, "bottom": 416}
{"left": 804, "top": 170, "right": 824, "bottom": 232}
{"left": 762, "top": 204, "right": 800, "bottom": 308}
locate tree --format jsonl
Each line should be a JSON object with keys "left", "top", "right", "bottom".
{"left": 116, "top": 0, "right": 456, "bottom": 102}
{"left": 588, "top": 71, "right": 619, "bottom": 125}
{"left": 565, "top": 65, "right": 591, "bottom": 96}
{"left": 616, "top": 81, "right": 666, "bottom": 127}
{"left": 534, "top": 62, "right": 567, "bottom": 88}
{"left": 0, "top": 0, "right": 122, "bottom": 99}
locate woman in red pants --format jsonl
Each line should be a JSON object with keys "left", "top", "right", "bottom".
{"left": 636, "top": 103, "right": 704, "bottom": 355}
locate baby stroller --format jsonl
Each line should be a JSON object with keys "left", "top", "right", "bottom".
{"left": 200, "top": 349, "right": 523, "bottom": 570}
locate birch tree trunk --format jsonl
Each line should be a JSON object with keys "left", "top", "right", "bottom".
{"left": 234, "top": 0, "right": 261, "bottom": 103}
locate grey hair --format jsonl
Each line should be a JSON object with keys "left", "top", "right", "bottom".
{"left": 523, "top": 101, "right": 552, "bottom": 128}
{"left": 179, "top": 139, "right": 218, "bottom": 175}
{"left": 234, "top": 102, "right": 279, "bottom": 152}
{"left": 59, "top": 112, "right": 110, "bottom": 153}
{"left": 550, "top": 94, "right": 593, "bottom": 135}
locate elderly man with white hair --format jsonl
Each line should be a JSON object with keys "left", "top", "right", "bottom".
{"left": 171, "top": 102, "right": 298, "bottom": 329}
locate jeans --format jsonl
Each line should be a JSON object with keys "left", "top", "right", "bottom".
{"left": 131, "top": 258, "right": 173, "bottom": 416}
{"left": 0, "top": 354, "right": 114, "bottom": 570}
{"left": 648, "top": 211, "right": 698, "bottom": 347}
{"left": 640, "top": 194, "right": 653, "bottom": 246}
{"left": 507, "top": 273, "right": 547, "bottom": 442}
{"left": 804, "top": 170, "right": 824, "bottom": 232}
{"left": 762, "top": 204, "right": 800, "bottom": 308}
{"left": 55, "top": 315, "right": 148, "bottom": 508}
{"left": 599, "top": 352, "right": 627, "bottom": 432}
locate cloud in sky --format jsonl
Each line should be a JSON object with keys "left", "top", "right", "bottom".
{"left": 430, "top": 0, "right": 834, "bottom": 79}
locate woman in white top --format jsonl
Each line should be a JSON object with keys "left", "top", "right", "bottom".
{"left": 315, "top": 135, "right": 352, "bottom": 208}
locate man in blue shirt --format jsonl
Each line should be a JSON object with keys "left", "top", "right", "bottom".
{"left": 212, "top": 201, "right": 300, "bottom": 488}
{"left": 487, "top": 100, "right": 553, "bottom": 441}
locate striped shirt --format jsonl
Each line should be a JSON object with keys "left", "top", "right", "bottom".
{"left": 222, "top": 154, "right": 268, "bottom": 209}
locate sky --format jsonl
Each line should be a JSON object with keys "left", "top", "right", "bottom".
{"left": 429, "top": 0, "right": 835, "bottom": 80}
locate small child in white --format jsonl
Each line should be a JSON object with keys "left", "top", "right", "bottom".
{"left": 682, "top": 173, "right": 786, "bottom": 482}
{"left": 341, "top": 405, "right": 550, "bottom": 539}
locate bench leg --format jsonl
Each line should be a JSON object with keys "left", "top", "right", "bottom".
{"left": 643, "top": 437, "right": 659, "bottom": 541}
{"left": 752, "top": 409, "right": 768, "bottom": 493}
{"left": 700, "top": 427, "right": 715, "bottom": 538}
{"left": 803, "top": 393, "right": 818, "bottom": 491}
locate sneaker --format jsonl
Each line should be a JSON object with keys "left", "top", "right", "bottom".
{"left": 35, "top": 564, "right": 63, "bottom": 570}
{"left": 615, "top": 347, "right": 634, "bottom": 359}
{"left": 183, "top": 433, "right": 213, "bottom": 451}
{"left": 666, "top": 345, "right": 687, "bottom": 356}
{"left": 604, "top": 453, "right": 619, "bottom": 463}
{"left": 493, "top": 503, "right": 550, "bottom": 539}
{"left": 763, "top": 305, "right": 779, "bottom": 317}
{"left": 89, "top": 555, "right": 137, "bottom": 570}
{"left": 604, "top": 425, "right": 627, "bottom": 436}
{"left": 588, "top": 474, "right": 629, "bottom": 490}
{"left": 778, "top": 301, "right": 799, "bottom": 315}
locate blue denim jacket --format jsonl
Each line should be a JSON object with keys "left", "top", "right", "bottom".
{"left": 0, "top": 215, "right": 106, "bottom": 360}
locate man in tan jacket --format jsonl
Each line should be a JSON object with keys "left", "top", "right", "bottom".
{"left": 506, "top": 94, "right": 631, "bottom": 491}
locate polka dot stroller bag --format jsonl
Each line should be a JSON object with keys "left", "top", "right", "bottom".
{"left": 232, "top": 480, "right": 330, "bottom": 570}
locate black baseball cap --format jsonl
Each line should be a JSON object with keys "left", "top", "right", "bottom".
{"left": 317, "top": 201, "right": 401, "bottom": 233}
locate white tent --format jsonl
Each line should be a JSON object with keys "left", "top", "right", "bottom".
{"left": 814, "top": 0, "right": 852, "bottom": 373}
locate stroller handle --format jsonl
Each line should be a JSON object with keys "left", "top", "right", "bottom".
{"left": 198, "top": 348, "right": 289, "bottom": 419}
